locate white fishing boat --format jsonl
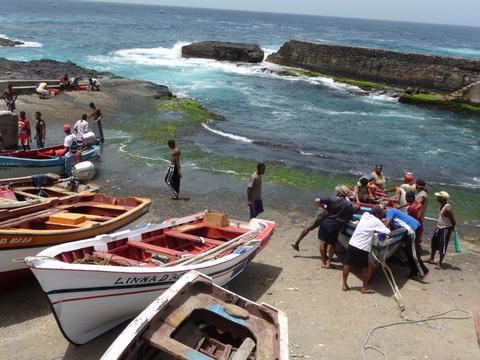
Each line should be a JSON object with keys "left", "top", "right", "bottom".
{"left": 102, "top": 270, "right": 288, "bottom": 360}
{"left": 25, "top": 211, "right": 275, "bottom": 345}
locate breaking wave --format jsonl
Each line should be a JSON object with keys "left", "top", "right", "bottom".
{"left": 201, "top": 122, "right": 254, "bottom": 143}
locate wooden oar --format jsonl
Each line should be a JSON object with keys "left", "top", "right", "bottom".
{"left": 163, "top": 229, "right": 260, "bottom": 267}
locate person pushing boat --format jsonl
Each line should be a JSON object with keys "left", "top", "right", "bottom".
{"left": 63, "top": 124, "right": 79, "bottom": 176}
{"left": 165, "top": 139, "right": 181, "bottom": 200}
{"left": 291, "top": 197, "right": 326, "bottom": 251}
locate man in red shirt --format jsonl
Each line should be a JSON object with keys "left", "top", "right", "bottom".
{"left": 18, "top": 111, "right": 31, "bottom": 150}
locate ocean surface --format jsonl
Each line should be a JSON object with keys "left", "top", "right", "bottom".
{"left": 1, "top": 0, "right": 480, "bottom": 221}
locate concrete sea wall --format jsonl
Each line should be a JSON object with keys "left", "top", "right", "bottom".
{"left": 266, "top": 40, "right": 480, "bottom": 92}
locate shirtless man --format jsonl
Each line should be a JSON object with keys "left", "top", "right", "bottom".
{"left": 88, "top": 102, "right": 102, "bottom": 121}
{"left": 165, "top": 139, "right": 181, "bottom": 200}
{"left": 1, "top": 84, "right": 17, "bottom": 112}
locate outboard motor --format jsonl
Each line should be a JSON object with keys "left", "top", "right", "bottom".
{"left": 73, "top": 161, "right": 96, "bottom": 182}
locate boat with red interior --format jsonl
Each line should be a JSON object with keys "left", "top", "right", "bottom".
{"left": 25, "top": 211, "right": 275, "bottom": 345}
{"left": 1, "top": 193, "right": 150, "bottom": 290}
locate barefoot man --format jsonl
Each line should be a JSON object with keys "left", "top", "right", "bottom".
{"left": 165, "top": 139, "right": 181, "bottom": 200}
{"left": 426, "top": 191, "right": 456, "bottom": 269}
{"left": 318, "top": 185, "right": 353, "bottom": 268}
{"left": 342, "top": 206, "right": 390, "bottom": 293}
{"left": 291, "top": 198, "right": 326, "bottom": 251}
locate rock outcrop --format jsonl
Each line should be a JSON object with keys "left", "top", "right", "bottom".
{"left": 182, "top": 41, "right": 264, "bottom": 63}
{"left": 266, "top": 40, "right": 480, "bottom": 92}
{"left": 0, "top": 58, "right": 109, "bottom": 80}
{"left": 0, "top": 37, "right": 23, "bottom": 47}
{"left": 449, "top": 81, "right": 480, "bottom": 104}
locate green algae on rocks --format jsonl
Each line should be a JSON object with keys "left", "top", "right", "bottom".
{"left": 399, "top": 92, "right": 480, "bottom": 114}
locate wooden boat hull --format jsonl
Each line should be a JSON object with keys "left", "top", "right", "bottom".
{"left": 25, "top": 214, "right": 275, "bottom": 345}
{"left": 101, "top": 271, "right": 288, "bottom": 360}
{"left": 0, "top": 195, "right": 151, "bottom": 289}
{"left": 0, "top": 145, "right": 100, "bottom": 177}
{"left": 338, "top": 221, "right": 407, "bottom": 263}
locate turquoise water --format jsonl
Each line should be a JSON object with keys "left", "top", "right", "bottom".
{"left": 1, "top": 1, "right": 480, "bottom": 211}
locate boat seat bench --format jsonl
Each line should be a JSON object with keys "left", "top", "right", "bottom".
{"left": 128, "top": 240, "right": 187, "bottom": 258}
{"left": 163, "top": 230, "right": 225, "bottom": 246}
{"left": 92, "top": 250, "right": 150, "bottom": 267}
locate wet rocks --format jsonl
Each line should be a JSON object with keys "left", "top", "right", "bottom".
{"left": 449, "top": 81, "right": 480, "bottom": 104}
{"left": 182, "top": 41, "right": 264, "bottom": 63}
{"left": 0, "top": 37, "right": 23, "bottom": 47}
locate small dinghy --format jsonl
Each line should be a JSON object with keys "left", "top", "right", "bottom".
{"left": 1, "top": 193, "right": 150, "bottom": 289}
{"left": 0, "top": 144, "right": 100, "bottom": 177}
{"left": 0, "top": 173, "right": 99, "bottom": 209}
{"left": 102, "top": 270, "right": 288, "bottom": 360}
{"left": 25, "top": 211, "right": 275, "bottom": 345}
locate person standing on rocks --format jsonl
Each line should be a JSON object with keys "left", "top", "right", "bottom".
{"left": 165, "top": 139, "right": 181, "bottom": 200}
{"left": 1, "top": 84, "right": 17, "bottom": 112}
{"left": 247, "top": 162, "right": 266, "bottom": 219}
{"left": 426, "top": 191, "right": 456, "bottom": 269}
{"left": 34, "top": 112, "right": 46, "bottom": 149}
{"left": 88, "top": 102, "right": 102, "bottom": 121}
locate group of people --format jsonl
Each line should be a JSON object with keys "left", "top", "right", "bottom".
{"left": 59, "top": 74, "right": 101, "bottom": 92}
{"left": 284, "top": 164, "right": 457, "bottom": 294}
{"left": 14, "top": 102, "right": 101, "bottom": 152}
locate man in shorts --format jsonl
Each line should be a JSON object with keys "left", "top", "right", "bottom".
{"left": 342, "top": 206, "right": 390, "bottom": 293}
{"left": 247, "top": 163, "right": 266, "bottom": 219}
{"left": 291, "top": 198, "right": 326, "bottom": 251}
{"left": 425, "top": 191, "right": 456, "bottom": 269}
{"left": 318, "top": 185, "right": 353, "bottom": 269}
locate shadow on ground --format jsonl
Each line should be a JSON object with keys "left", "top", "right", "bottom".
{"left": 0, "top": 276, "right": 51, "bottom": 327}
{"left": 228, "top": 261, "right": 283, "bottom": 302}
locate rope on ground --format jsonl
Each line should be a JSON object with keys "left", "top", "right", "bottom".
{"left": 365, "top": 248, "right": 471, "bottom": 359}
{"left": 361, "top": 308, "right": 471, "bottom": 360}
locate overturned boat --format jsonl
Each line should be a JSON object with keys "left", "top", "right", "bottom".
{"left": 1, "top": 193, "right": 150, "bottom": 289}
{"left": 0, "top": 144, "right": 100, "bottom": 177}
{"left": 102, "top": 270, "right": 288, "bottom": 360}
{"left": 25, "top": 211, "right": 275, "bottom": 345}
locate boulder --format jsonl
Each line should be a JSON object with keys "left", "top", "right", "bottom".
{"left": 449, "top": 81, "right": 480, "bottom": 104}
{"left": 0, "top": 37, "right": 23, "bottom": 47}
{"left": 182, "top": 41, "right": 264, "bottom": 63}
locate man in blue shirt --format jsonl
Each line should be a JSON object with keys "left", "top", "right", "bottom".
{"left": 385, "top": 208, "right": 429, "bottom": 280}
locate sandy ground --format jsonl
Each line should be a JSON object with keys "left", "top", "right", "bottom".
{"left": 1, "top": 82, "right": 479, "bottom": 359}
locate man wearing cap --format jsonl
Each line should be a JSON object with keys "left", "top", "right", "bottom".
{"left": 63, "top": 124, "right": 79, "bottom": 176}
{"left": 401, "top": 172, "right": 416, "bottom": 193}
{"left": 415, "top": 179, "right": 429, "bottom": 243}
{"left": 318, "top": 185, "right": 353, "bottom": 268}
{"left": 385, "top": 206, "right": 429, "bottom": 280}
{"left": 426, "top": 191, "right": 456, "bottom": 269}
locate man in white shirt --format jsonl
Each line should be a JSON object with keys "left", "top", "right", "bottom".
{"left": 63, "top": 124, "right": 78, "bottom": 176}
{"left": 342, "top": 206, "right": 390, "bottom": 294}
{"left": 74, "top": 113, "right": 89, "bottom": 140}
{"left": 89, "top": 78, "right": 101, "bottom": 91}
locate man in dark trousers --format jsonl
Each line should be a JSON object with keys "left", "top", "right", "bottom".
{"left": 165, "top": 139, "right": 181, "bottom": 200}
{"left": 247, "top": 163, "right": 266, "bottom": 219}
{"left": 318, "top": 185, "right": 353, "bottom": 269}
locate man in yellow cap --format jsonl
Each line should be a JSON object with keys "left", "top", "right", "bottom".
{"left": 426, "top": 191, "right": 456, "bottom": 269}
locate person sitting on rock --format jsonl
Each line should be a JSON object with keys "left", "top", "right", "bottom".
{"left": 1, "top": 84, "right": 17, "bottom": 111}
{"left": 36, "top": 82, "right": 51, "bottom": 99}
{"left": 59, "top": 74, "right": 69, "bottom": 91}
{"left": 89, "top": 78, "right": 101, "bottom": 91}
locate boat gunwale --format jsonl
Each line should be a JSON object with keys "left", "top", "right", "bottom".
{"left": 0, "top": 145, "right": 100, "bottom": 165}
